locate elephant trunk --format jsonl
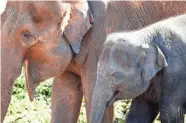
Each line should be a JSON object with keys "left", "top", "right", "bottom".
{"left": 24, "top": 60, "right": 39, "bottom": 101}
{"left": 89, "top": 79, "right": 113, "bottom": 123}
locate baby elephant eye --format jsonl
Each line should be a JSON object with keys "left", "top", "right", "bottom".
{"left": 111, "top": 72, "right": 123, "bottom": 78}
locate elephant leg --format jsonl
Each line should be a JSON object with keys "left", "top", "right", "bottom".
{"left": 160, "top": 83, "right": 185, "bottom": 123}
{"left": 51, "top": 72, "right": 83, "bottom": 123}
{"left": 160, "top": 103, "right": 184, "bottom": 123}
{"left": 82, "top": 53, "right": 113, "bottom": 123}
{"left": 82, "top": 73, "right": 114, "bottom": 123}
{"left": 102, "top": 105, "right": 114, "bottom": 123}
{"left": 126, "top": 95, "right": 159, "bottom": 123}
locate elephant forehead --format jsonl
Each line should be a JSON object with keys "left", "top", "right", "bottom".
{"left": 4, "top": 6, "right": 32, "bottom": 25}
{"left": 109, "top": 43, "right": 139, "bottom": 67}
{"left": 31, "top": 1, "right": 62, "bottom": 19}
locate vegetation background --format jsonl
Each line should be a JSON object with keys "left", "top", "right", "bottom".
{"left": 4, "top": 69, "right": 185, "bottom": 123}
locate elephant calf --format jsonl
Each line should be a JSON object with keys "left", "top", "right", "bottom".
{"left": 90, "top": 14, "right": 186, "bottom": 123}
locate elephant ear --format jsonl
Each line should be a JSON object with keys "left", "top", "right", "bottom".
{"left": 139, "top": 43, "right": 168, "bottom": 90}
{"left": 62, "top": 1, "right": 92, "bottom": 54}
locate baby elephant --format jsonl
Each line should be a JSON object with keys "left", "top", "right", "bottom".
{"left": 90, "top": 14, "right": 186, "bottom": 123}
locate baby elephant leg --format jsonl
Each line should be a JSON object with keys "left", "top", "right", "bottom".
{"left": 126, "top": 95, "right": 159, "bottom": 123}
{"left": 51, "top": 72, "right": 83, "bottom": 123}
{"left": 160, "top": 103, "right": 184, "bottom": 123}
{"left": 160, "top": 82, "right": 186, "bottom": 123}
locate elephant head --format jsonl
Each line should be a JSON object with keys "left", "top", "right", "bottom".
{"left": 1, "top": 1, "right": 92, "bottom": 121}
{"left": 90, "top": 32, "right": 168, "bottom": 123}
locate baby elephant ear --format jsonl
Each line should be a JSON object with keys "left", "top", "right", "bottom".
{"left": 156, "top": 45, "right": 168, "bottom": 67}
{"left": 63, "top": 1, "right": 92, "bottom": 54}
{"left": 139, "top": 44, "right": 168, "bottom": 89}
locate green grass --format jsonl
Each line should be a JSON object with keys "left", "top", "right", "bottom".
{"left": 4, "top": 69, "right": 185, "bottom": 123}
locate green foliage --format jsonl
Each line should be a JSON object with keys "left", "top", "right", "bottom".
{"left": 114, "top": 100, "right": 131, "bottom": 123}
{"left": 4, "top": 69, "right": 186, "bottom": 123}
{"left": 4, "top": 69, "right": 51, "bottom": 123}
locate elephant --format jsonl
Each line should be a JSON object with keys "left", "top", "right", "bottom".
{"left": 1, "top": 1, "right": 92, "bottom": 122}
{"left": 90, "top": 14, "right": 186, "bottom": 123}
{"left": 2, "top": 1, "right": 186, "bottom": 123}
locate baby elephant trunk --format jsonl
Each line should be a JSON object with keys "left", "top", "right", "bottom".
{"left": 89, "top": 79, "right": 113, "bottom": 123}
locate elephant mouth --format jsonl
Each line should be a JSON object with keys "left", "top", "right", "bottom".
{"left": 25, "top": 60, "right": 40, "bottom": 101}
{"left": 106, "top": 90, "right": 120, "bottom": 107}
{"left": 106, "top": 97, "right": 116, "bottom": 108}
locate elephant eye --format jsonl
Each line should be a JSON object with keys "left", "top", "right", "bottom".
{"left": 23, "top": 32, "right": 32, "bottom": 39}
{"left": 137, "top": 62, "right": 141, "bottom": 68}
{"left": 22, "top": 32, "right": 36, "bottom": 46}
{"left": 111, "top": 72, "right": 123, "bottom": 78}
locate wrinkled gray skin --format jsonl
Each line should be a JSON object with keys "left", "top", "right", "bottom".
{"left": 90, "top": 14, "right": 186, "bottom": 123}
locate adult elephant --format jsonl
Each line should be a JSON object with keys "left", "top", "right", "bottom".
{"left": 1, "top": 1, "right": 186, "bottom": 123}
{"left": 1, "top": 1, "right": 95, "bottom": 122}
